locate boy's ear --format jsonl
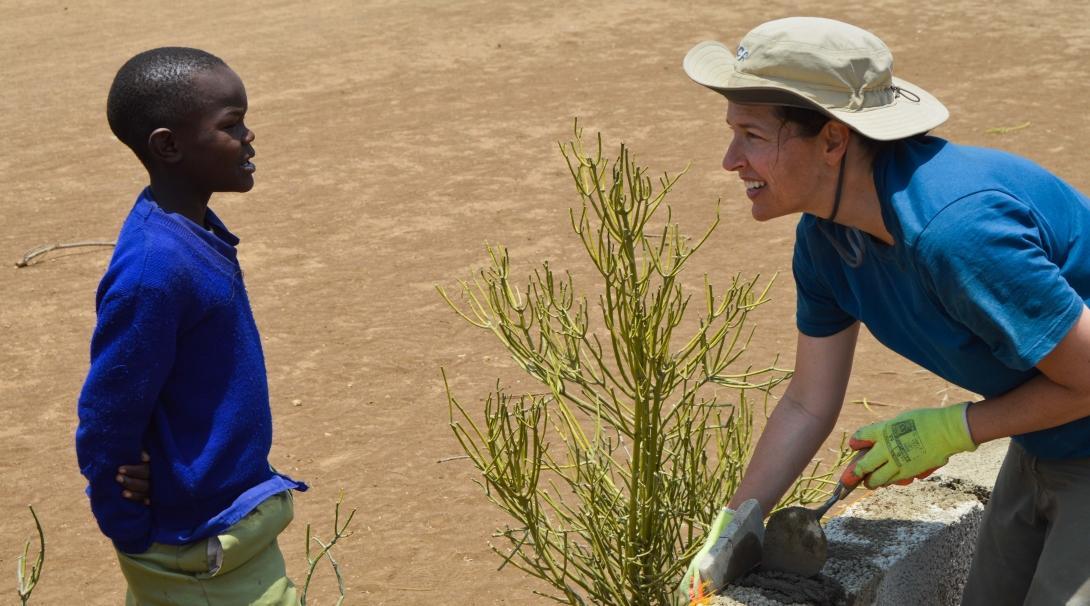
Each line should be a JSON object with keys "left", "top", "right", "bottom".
{"left": 147, "top": 128, "right": 183, "bottom": 164}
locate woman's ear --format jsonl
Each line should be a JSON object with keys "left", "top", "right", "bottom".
{"left": 821, "top": 121, "right": 852, "bottom": 166}
{"left": 147, "top": 128, "right": 182, "bottom": 164}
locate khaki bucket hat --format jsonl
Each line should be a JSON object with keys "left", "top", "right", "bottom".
{"left": 683, "top": 17, "right": 948, "bottom": 141}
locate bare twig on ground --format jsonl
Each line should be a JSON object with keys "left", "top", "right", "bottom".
{"left": 849, "top": 397, "right": 895, "bottom": 413}
{"left": 985, "top": 121, "right": 1031, "bottom": 135}
{"left": 437, "top": 455, "right": 470, "bottom": 463}
{"left": 15, "top": 241, "right": 116, "bottom": 268}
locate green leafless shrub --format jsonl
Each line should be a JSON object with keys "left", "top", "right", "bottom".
{"left": 440, "top": 125, "right": 844, "bottom": 605}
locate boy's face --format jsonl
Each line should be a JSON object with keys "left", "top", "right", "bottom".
{"left": 173, "top": 65, "right": 256, "bottom": 194}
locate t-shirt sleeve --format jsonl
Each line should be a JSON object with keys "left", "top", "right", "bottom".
{"left": 917, "top": 191, "right": 1084, "bottom": 370}
{"left": 75, "top": 258, "right": 180, "bottom": 554}
{"left": 793, "top": 221, "right": 857, "bottom": 337}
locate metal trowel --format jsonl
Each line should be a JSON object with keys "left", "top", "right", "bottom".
{"left": 695, "top": 498, "right": 765, "bottom": 593}
{"left": 761, "top": 451, "right": 868, "bottom": 577}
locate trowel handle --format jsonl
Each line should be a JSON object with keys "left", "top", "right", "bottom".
{"left": 813, "top": 449, "right": 869, "bottom": 519}
{"left": 839, "top": 448, "right": 870, "bottom": 489}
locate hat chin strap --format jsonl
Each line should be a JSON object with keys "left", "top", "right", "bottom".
{"left": 818, "top": 146, "right": 866, "bottom": 268}
{"left": 827, "top": 146, "right": 847, "bottom": 222}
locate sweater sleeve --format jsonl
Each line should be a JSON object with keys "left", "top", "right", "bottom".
{"left": 76, "top": 269, "right": 180, "bottom": 554}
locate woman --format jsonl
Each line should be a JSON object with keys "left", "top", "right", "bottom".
{"left": 678, "top": 17, "right": 1090, "bottom": 606}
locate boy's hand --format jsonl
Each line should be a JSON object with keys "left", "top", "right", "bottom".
{"left": 117, "top": 451, "right": 151, "bottom": 505}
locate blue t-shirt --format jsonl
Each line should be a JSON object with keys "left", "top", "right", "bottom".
{"left": 77, "top": 188, "right": 306, "bottom": 554}
{"left": 793, "top": 136, "right": 1090, "bottom": 459}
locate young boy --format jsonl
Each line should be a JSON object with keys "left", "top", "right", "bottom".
{"left": 76, "top": 47, "right": 306, "bottom": 604}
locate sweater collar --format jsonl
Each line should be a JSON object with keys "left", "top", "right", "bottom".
{"left": 137, "top": 187, "right": 241, "bottom": 260}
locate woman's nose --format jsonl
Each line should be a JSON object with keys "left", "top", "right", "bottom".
{"left": 722, "top": 138, "right": 743, "bottom": 172}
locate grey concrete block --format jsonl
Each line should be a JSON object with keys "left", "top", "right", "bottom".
{"left": 823, "top": 482, "right": 983, "bottom": 605}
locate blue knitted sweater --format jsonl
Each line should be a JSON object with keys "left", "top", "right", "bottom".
{"left": 76, "top": 188, "right": 305, "bottom": 554}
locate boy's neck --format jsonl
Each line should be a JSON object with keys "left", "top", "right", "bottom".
{"left": 148, "top": 174, "right": 212, "bottom": 227}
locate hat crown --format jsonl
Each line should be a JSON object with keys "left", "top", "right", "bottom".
{"left": 682, "top": 17, "right": 950, "bottom": 140}
{"left": 737, "top": 17, "right": 894, "bottom": 102}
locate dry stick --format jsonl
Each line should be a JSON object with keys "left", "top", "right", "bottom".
{"left": 437, "top": 454, "right": 471, "bottom": 463}
{"left": 15, "top": 241, "right": 116, "bottom": 268}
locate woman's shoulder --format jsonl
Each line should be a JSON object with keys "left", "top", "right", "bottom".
{"left": 878, "top": 137, "right": 1066, "bottom": 245}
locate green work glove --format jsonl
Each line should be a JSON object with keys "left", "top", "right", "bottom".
{"left": 849, "top": 402, "right": 977, "bottom": 489}
{"left": 676, "top": 507, "right": 734, "bottom": 605}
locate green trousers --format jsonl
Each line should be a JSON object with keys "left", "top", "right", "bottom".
{"left": 962, "top": 442, "right": 1090, "bottom": 606}
{"left": 117, "top": 492, "right": 298, "bottom": 606}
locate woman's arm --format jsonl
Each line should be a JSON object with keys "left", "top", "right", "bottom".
{"left": 849, "top": 308, "right": 1090, "bottom": 489}
{"left": 727, "top": 322, "right": 859, "bottom": 515}
{"left": 969, "top": 306, "right": 1090, "bottom": 443}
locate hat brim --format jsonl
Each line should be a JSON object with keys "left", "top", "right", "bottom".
{"left": 683, "top": 41, "right": 949, "bottom": 141}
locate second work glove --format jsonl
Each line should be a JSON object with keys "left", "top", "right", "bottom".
{"left": 676, "top": 507, "right": 734, "bottom": 605}
{"left": 849, "top": 402, "right": 977, "bottom": 489}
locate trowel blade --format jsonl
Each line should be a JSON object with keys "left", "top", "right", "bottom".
{"left": 696, "top": 498, "right": 764, "bottom": 593}
{"left": 761, "top": 506, "right": 828, "bottom": 577}
{"left": 761, "top": 449, "right": 866, "bottom": 577}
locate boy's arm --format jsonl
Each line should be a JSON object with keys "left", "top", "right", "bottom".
{"left": 76, "top": 281, "right": 178, "bottom": 554}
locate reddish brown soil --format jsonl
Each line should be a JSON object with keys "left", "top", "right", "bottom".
{"left": 2, "top": 0, "right": 1084, "bottom": 603}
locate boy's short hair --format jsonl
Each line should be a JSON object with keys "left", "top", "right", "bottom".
{"left": 106, "top": 47, "right": 226, "bottom": 160}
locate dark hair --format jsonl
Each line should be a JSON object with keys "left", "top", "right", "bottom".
{"left": 106, "top": 47, "right": 227, "bottom": 160}
{"left": 774, "top": 105, "right": 888, "bottom": 158}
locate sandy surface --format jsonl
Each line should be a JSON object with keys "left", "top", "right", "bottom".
{"left": 2, "top": 0, "right": 1086, "bottom": 603}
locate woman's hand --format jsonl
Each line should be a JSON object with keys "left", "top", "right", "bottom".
{"left": 847, "top": 403, "right": 976, "bottom": 488}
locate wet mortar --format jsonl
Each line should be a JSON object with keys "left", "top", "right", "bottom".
{"left": 734, "top": 569, "right": 848, "bottom": 606}
{"left": 929, "top": 477, "right": 991, "bottom": 505}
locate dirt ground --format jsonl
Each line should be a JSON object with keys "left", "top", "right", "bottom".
{"left": 2, "top": 0, "right": 1087, "bottom": 604}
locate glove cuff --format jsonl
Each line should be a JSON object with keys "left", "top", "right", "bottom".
{"left": 949, "top": 401, "right": 978, "bottom": 452}
{"left": 699, "top": 506, "right": 737, "bottom": 552}
{"left": 711, "top": 506, "right": 735, "bottom": 532}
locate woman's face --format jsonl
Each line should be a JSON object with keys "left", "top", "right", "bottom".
{"left": 722, "top": 103, "right": 828, "bottom": 222}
